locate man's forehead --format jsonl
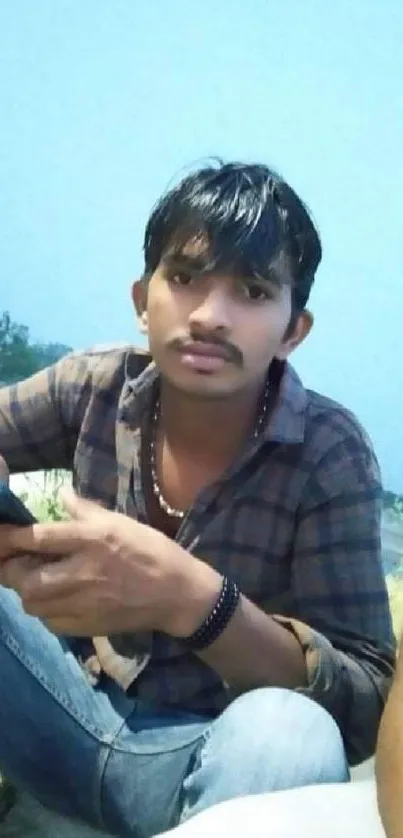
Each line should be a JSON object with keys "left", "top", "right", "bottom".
{"left": 162, "top": 233, "right": 293, "bottom": 286}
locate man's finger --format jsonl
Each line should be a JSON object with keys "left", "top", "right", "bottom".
{"left": 60, "top": 488, "right": 103, "bottom": 522}
{"left": 25, "top": 591, "right": 89, "bottom": 622}
{"left": 0, "top": 525, "right": 17, "bottom": 560}
{"left": 43, "top": 616, "right": 87, "bottom": 637}
{"left": 21, "top": 554, "right": 84, "bottom": 602}
{"left": 1, "top": 520, "right": 88, "bottom": 557}
{"left": 0, "top": 554, "right": 43, "bottom": 591}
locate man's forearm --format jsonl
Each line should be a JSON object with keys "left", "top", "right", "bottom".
{"left": 198, "top": 593, "right": 307, "bottom": 691}
{"left": 376, "top": 649, "right": 403, "bottom": 838}
{"left": 173, "top": 558, "right": 307, "bottom": 692}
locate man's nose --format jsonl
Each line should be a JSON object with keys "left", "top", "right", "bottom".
{"left": 188, "top": 286, "right": 232, "bottom": 334}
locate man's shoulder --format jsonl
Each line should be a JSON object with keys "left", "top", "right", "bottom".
{"left": 303, "top": 385, "right": 379, "bottom": 471}
{"left": 58, "top": 343, "right": 152, "bottom": 390}
{"left": 279, "top": 363, "right": 376, "bottom": 460}
{"left": 305, "top": 386, "right": 364, "bottom": 435}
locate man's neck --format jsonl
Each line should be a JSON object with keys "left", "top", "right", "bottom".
{"left": 158, "top": 379, "right": 267, "bottom": 464}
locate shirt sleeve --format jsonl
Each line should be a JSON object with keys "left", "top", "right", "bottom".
{"left": 272, "top": 428, "right": 396, "bottom": 767}
{"left": 0, "top": 352, "right": 92, "bottom": 473}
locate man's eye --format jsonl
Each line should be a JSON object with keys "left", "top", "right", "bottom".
{"left": 242, "top": 283, "right": 270, "bottom": 302}
{"left": 170, "top": 271, "right": 194, "bottom": 286}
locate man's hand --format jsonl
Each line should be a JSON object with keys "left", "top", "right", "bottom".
{"left": 0, "top": 489, "right": 221, "bottom": 637}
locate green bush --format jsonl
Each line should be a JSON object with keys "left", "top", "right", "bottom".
{"left": 18, "top": 470, "right": 68, "bottom": 522}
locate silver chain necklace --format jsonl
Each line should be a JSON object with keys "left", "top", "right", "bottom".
{"left": 149, "top": 378, "right": 271, "bottom": 520}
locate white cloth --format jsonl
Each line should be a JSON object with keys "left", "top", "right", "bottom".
{"left": 159, "top": 780, "right": 385, "bottom": 838}
{"left": 4, "top": 780, "right": 385, "bottom": 838}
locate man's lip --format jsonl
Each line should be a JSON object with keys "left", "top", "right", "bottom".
{"left": 177, "top": 342, "right": 231, "bottom": 360}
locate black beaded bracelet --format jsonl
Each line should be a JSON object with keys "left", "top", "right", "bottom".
{"left": 183, "top": 576, "right": 240, "bottom": 652}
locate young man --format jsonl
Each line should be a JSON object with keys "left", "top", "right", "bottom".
{"left": 0, "top": 161, "right": 395, "bottom": 837}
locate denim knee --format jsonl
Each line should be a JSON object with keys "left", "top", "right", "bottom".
{"left": 214, "top": 687, "right": 348, "bottom": 783}
{"left": 180, "top": 687, "right": 349, "bottom": 822}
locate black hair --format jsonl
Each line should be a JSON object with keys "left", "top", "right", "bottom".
{"left": 143, "top": 160, "right": 322, "bottom": 313}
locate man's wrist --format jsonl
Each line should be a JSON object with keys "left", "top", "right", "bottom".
{"left": 163, "top": 550, "right": 223, "bottom": 639}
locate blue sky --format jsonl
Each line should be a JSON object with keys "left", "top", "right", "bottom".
{"left": 0, "top": 1, "right": 402, "bottom": 490}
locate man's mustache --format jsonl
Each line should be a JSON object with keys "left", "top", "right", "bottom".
{"left": 168, "top": 334, "right": 244, "bottom": 367}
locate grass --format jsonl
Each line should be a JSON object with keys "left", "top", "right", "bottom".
{"left": 17, "top": 469, "right": 70, "bottom": 522}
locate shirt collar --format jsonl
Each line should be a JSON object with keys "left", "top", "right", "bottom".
{"left": 119, "top": 351, "right": 156, "bottom": 426}
{"left": 263, "top": 360, "right": 307, "bottom": 445}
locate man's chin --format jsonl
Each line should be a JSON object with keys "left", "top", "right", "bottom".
{"left": 163, "top": 369, "right": 243, "bottom": 400}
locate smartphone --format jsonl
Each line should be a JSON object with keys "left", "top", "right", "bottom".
{"left": 0, "top": 481, "right": 37, "bottom": 526}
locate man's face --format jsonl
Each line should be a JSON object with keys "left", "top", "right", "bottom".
{"left": 134, "top": 240, "right": 311, "bottom": 399}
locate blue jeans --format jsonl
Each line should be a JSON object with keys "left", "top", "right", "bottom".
{"left": 0, "top": 587, "right": 349, "bottom": 837}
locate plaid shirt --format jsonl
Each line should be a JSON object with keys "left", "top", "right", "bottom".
{"left": 0, "top": 346, "right": 395, "bottom": 765}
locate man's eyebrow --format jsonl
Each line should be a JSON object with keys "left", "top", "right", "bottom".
{"left": 162, "top": 253, "right": 208, "bottom": 273}
{"left": 243, "top": 268, "right": 289, "bottom": 290}
{"left": 162, "top": 254, "right": 292, "bottom": 289}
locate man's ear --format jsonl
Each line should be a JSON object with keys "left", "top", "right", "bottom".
{"left": 131, "top": 279, "right": 148, "bottom": 335}
{"left": 276, "top": 310, "right": 313, "bottom": 360}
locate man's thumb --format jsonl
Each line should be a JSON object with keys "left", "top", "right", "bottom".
{"left": 59, "top": 488, "right": 103, "bottom": 521}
